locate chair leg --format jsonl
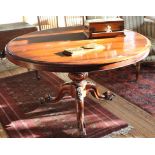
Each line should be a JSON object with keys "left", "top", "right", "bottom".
{"left": 136, "top": 62, "right": 141, "bottom": 81}
{"left": 27, "top": 69, "right": 40, "bottom": 80}
{"left": 35, "top": 70, "right": 40, "bottom": 80}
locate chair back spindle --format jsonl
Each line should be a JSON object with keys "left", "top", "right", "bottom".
{"left": 37, "top": 16, "right": 59, "bottom": 30}
{"left": 64, "top": 16, "right": 85, "bottom": 27}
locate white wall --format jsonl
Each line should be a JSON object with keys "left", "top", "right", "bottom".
{"left": 0, "top": 16, "right": 24, "bottom": 24}
{"left": 24, "top": 16, "right": 66, "bottom": 27}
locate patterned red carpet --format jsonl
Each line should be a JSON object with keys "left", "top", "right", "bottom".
{"left": 89, "top": 65, "right": 155, "bottom": 116}
{"left": 0, "top": 71, "right": 127, "bottom": 138}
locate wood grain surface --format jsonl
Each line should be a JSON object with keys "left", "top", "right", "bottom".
{"left": 5, "top": 26, "right": 151, "bottom": 72}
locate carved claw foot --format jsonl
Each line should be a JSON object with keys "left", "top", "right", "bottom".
{"left": 39, "top": 97, "right": 45, "bottom": 104}
{"left": 39, "top": 81, "right": 76, "bottom": 104}
{"left": 77, "top": 119, "right": 86, "bottom": 137}
{"left": 39, "top": 94, "right": 53, "bottom": 104}
{"left": 79, "top": 128, "right": 87, "bottom": 137}
{"left": 86, "top": 82, "right": 115, "bottom": 101}
{"left": 102, "top": 91, "right": 115, "bottom": 100}
{"left": 76, "top": 105, "right": 87, "bottom": 137}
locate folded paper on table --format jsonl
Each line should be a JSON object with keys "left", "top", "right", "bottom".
{"left": 63, "top": 43, "right": 105, "bottom": 56}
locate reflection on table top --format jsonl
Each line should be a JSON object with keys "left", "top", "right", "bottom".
{"left": 5, "top": 26, "right": 151, "bottom": 72}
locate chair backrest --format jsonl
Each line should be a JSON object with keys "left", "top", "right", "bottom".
{"left": 86, "top": 16, "right": 105, "bottom": 20}
{"left": 37, "top": 16, "right": 59, "bottom": 30}
{"left": 121, "top": 16, "right": 144, "bottom": 33}
{"left": 64, "top": 16, "right": 85, "bottom": 27}
{"left": 86, "top": 16, "right": 118, "bottom": 20}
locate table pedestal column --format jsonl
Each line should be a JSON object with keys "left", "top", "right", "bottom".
{"left": 40, "top": 72, "right": 114, "bottom": 136}
{"left": 69, "top": 72, "right": 88, "bottom": 136}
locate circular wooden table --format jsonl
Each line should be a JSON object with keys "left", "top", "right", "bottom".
{"left": 5, "top": 26, "right": 151, "bottom": 136}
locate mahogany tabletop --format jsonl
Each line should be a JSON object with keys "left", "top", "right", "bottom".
{"left": 5, "top": 26, "right": 151, "bottom": 72}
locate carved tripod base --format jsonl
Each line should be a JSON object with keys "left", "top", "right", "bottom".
{"left": 40, "top": 72, "right": 115, "bottom": 137}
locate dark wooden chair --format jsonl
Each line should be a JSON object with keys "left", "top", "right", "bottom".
{"left": 64, "top": 16, "right": 85, "bottom": 27}
{"left": 0, "top": 22, "right": 37, "bottom": 58}
{"left": 0, "top": 22, "right": 39, "bottom": 79}
{"left": 37, "top": 16, "right": 59, "bottom": 30}
{"left": 121, "top": 16, "right": 155, "bottom": 80}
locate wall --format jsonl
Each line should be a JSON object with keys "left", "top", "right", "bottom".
{"left": 0, "top": 17, "right": 24, "bottom": 24}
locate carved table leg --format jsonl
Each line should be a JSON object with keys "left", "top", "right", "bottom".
{"left": 76, "top": 99, "right": 86, "bottom": 137}
{"left": 86, "top": 81, "right": 115, "bottom": 100}
{"left": 40, "top": 72, "right": 114, "bottom": 137}
{"left": 68, "top": 72, "right": 115, "bottom": 136}
{"left": 68, "top": 72, "right": 88, "bottom": 136}
{"left": 39, "top": 82, "right": 74, "bottom": 104}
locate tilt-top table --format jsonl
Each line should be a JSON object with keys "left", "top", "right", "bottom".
{"left": 5, "top": 26, "right": 151, "bottom": 136}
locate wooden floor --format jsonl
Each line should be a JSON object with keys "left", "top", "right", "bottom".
{"left": 0, "top": 60, "right": 155, "bottom": 138}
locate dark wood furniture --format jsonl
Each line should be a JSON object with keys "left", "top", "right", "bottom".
{"left": 5, "top": 26, "right": 151, "bottom": 136}
{"left": 84, "top": 18, "right": 124, "bottom": 38}
{"left": 120, "top": 16, "right": 155, "bottom": 80}
{"left": 0, "top": 22, "right": 37, "bottom": 57}
{"left": 37, "top": 16, "right": 59, "bottom": 30}
{"left": 0, "top": 22, "right": 38, "bottom": 78}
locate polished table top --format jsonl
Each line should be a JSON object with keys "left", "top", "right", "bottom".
{"left": 5, "top": 26, "right": 151, "bottom": 72}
